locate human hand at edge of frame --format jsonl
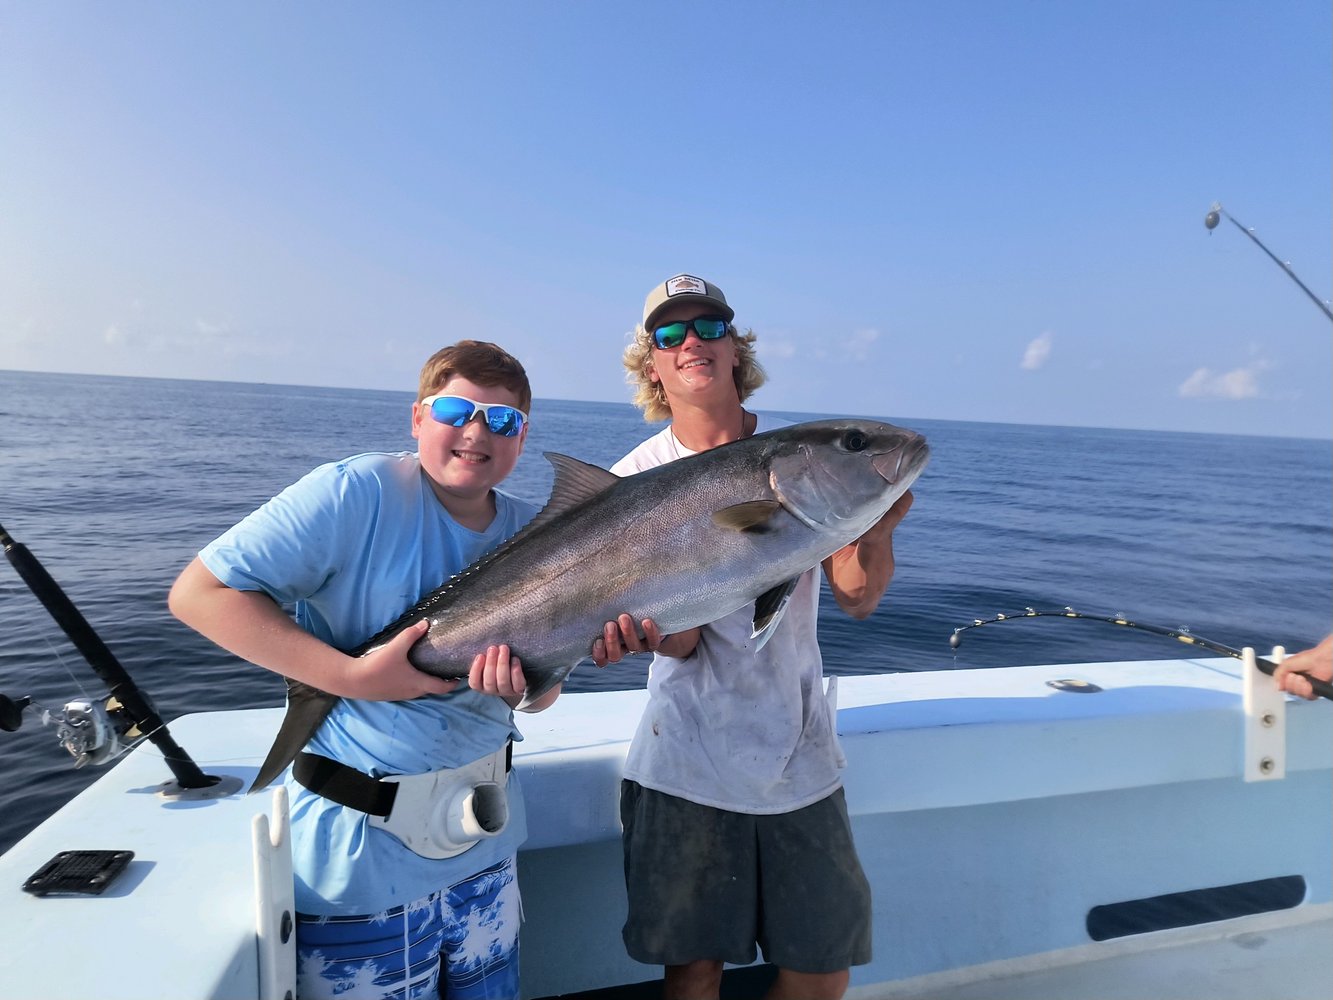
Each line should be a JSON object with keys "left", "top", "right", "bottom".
{"left": 1273, "top": 634, "right": 1333, "bottom": 701}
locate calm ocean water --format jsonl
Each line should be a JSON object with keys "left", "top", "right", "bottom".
{"left": 2, "top": 369, "right": 1330, "bottom": 853}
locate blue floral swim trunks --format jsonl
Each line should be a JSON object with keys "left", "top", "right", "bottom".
{"left": 295, "top": 856, "right": 520, "bottom": 1000}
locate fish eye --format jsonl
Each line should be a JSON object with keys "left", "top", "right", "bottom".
{"left": 842, "top": 429, "right": 869, "bottom": 452}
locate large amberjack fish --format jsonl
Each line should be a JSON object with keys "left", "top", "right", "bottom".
{"left": 251, "top": 418, "right": 929, "bottom": 790}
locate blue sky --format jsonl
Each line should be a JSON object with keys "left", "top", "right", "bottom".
{"left": 2, "top": 2, "right": 1329, "bottom": 438}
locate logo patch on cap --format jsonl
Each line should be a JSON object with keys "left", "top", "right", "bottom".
{"left": 666, "top": 275, "right": 708, "bottom": 297}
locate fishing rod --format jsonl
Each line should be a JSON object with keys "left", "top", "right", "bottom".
{"left": 1, "top": 521, "right": 218, "bottom": 788}
{"left": 1205, "top": 203, "right": 1333, "bottom": 323}
{"left": 949, "top": 606, "right": 1333, "bottom": 701}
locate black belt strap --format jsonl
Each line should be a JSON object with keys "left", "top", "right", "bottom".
{"left": 292, "top": 743, "right": 514, "bottom": 818}
{"left": 294, "top": 752, "right": 398, "bottom": 816}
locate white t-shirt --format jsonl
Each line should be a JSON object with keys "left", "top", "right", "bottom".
{"left": 610, "top": 417, "right": 846, "bottom": 814}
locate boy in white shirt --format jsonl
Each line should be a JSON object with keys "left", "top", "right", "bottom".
{"left": 595, "top": 275, "right": 915, "bottom": 1000}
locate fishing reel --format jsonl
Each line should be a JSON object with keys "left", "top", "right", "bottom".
{"left": 0, "top": 691, "right": 138, "bottom": 768}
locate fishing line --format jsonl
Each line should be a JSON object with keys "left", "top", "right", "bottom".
{"left": 36, "top": 628, "right": 95, "bottom": 701}
{"left": 97, "top": 718, "right": 171, "bottom": 765}
{"left": 949, "top": 606, "right": 1333, "bottom": 701}
{"left": 25, "top": 616, "right": 203, "bottom": 766}
{"left": 103, "top": 738, "right": 260, "bottom": 769}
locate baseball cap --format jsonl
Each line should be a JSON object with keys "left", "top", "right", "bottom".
{"left": 642, "top": 274, "right": 735, "bottom": 331}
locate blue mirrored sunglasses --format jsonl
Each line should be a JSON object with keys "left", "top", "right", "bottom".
{"left": 421, "top": 394, "right": 528, "bottom": 437}
{"left": 650, "top": 316, "right": 731, "bottom": 350}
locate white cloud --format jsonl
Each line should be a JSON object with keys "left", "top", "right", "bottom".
{"left": 1021, "top": 331, "right": 1053, "bottom": 370}
{"left": 96, "top": 309, "right": 285, "bottom": 366}
{"left": 762, "top": 326, "right": 879, "bottom": 364}
{"left": 761, "top": 337, "right": 798, "bottom": 360}
{"left": 845, "top": 327, "right": 879, "bottom": 362}
{"left": 195, "top": 318, "right": 231, "bottom": 340}
{"left": 1178, "top": 360, "right": 1271, "bottom": 400}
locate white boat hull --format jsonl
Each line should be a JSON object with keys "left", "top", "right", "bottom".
{"left": 0, "top": 657, "right": 1328, "bottom": 999}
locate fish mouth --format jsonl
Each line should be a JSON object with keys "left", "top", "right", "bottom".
{"left": 871, "top": 436, "right": 930, "bottom": 484}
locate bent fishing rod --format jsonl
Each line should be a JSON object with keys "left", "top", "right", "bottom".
{"left": 1205, "top": 203, "right": 1333, "bottom": 323}
{"left": 1, "top": 521, "right": 218, "bottom": 787}
{"left": 950, "top": 606, "right": 1333, "bottom": 701}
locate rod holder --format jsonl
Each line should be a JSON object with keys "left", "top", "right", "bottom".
{"left": 1243, "top": 646, "right": 1287, "bottom": 782}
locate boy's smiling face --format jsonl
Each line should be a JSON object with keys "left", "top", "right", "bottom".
{"left": 412, "top": 375, "right": 527, "bottom": 513}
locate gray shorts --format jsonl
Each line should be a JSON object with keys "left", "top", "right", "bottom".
{"left": 619, "top": 781, "right": 872, "bottom": 973}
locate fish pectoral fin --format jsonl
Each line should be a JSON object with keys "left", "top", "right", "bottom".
{"left": 713, "top": 500, "right": 783, "bottom": 533}
{"left": 751, "top": 577, "right": 800, "bottom": 650}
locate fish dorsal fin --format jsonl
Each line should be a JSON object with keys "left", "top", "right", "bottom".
{"left": 517, "top": 452, "right": 621, "bottom": 535}
{"left": 547, "top": 452, "right": 621, "bottom": 507}
{"left": 713, "top": 500, "right": 783, "bottom": 533}
{"left": 751, "top": 577, "right": 799, "bottom": 650}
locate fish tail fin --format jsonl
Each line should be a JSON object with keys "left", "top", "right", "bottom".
{"left": 249, "top": 681, "right": 339, "bottom": 793}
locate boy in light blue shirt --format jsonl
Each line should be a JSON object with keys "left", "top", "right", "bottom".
{"left": 170, "top": 340, "right": 557, "bottom": 1000}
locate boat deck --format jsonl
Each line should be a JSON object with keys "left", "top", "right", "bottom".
{"left": 0, "top": 657, "right": 1328, "bottom": 999}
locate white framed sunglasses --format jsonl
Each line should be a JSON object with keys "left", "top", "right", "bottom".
{"left": 421, "top": 394, "right": 528, "bottom": 437}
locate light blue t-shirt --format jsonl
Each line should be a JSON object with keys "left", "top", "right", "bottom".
{"left": 199, "top": 451, "right": 539, "bottom": 915}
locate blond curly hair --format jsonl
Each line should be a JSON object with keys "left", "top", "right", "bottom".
{"left": 621, "top": 324, "right": 767, "bottom": 422}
